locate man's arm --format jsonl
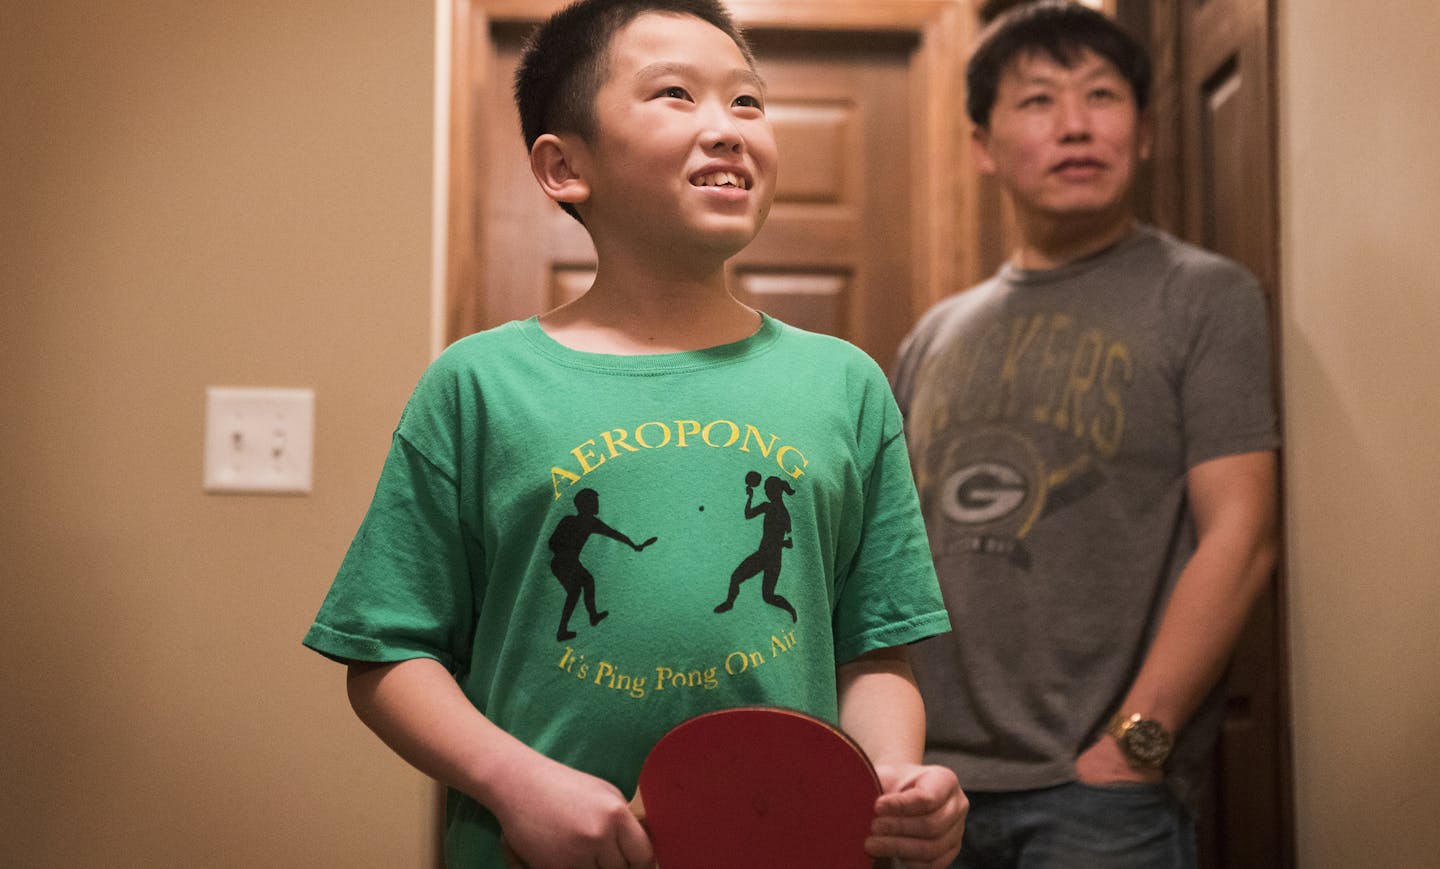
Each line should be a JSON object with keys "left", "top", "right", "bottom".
{"left": 1077, "top": 449, "right": 1279, "bottom": 782}
{"left": 345, "top": 657, "right": 653, "bottom": 868}
{"left": 838, "top": 646, "right": 967, "bottom": 869}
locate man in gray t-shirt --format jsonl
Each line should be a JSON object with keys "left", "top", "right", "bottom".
{"left": 891, "top": 3, "right": 1280, "bottom": 867}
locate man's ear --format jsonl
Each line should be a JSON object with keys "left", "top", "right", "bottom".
{"left": 529, "top": 133, "right": 591, "bottom": 206}
{"left": 970, "top": 125, "right": 998, "bottom": 176}
{"left": 1136, "top": 112, "right": 1155, "bottom": 161}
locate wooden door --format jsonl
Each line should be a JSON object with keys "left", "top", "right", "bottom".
{"left": 732, "top": 29, "right": 917, "bottom": 371}
{"left": 477, "top": 25, "right": 919, "bottom": 371}
{"left": 1126, "top": 0, "right": 1294, "bottom": 866}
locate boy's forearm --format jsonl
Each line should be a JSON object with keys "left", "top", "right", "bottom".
{"left": 843, "top": 647, "right": 967, "bottom": 869}
{"left": 345, "top": 657, "right": 532, "bottom": 808}
{"left": 349, "top": 658, "right": 653, "bottom": 865}
{"left": 836, "top": 645, "right": 925, "bottom": 766}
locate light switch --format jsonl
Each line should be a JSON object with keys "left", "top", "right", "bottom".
{"left": 204, "top": 387, "right": 314, "bottom": 494}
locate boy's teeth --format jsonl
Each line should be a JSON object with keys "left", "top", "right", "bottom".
{"left": 695, "top": 171, "right": 746, "bottom": 189}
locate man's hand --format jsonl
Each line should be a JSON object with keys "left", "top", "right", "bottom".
{"left": 866, "top": 762, "right": 967, "bottom": 869}
{"left": 1075, "top": 736, "right": 1162, "bottom": 786}
{"left": 493, "top": 754, "right": 654, "bottom": 869}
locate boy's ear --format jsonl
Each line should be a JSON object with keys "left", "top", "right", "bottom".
{"left": 529, "top": 133, "right": 591, "bottom": 207}
{"left": 970, "top": 125, "right": 998, "bottom": 176}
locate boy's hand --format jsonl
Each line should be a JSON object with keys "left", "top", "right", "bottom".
{"left": 866, "top": 763, "right": 967, "bottom": 869}
{"left": 493, "top": 755, "right": 654, "bottom": 869}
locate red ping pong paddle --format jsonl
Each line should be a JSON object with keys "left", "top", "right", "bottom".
{"left": 632, "top": 706, "right": 881, "bottom": 869}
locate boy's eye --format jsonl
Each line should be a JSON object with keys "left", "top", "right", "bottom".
{"left": 1018, "top": 93, "right": 1052, "bottom": 108}
{"left": 733, "top": 94, "right": 764, "bottom": 110}
{"left": 1089, "top": 87, "right": 1122, "bottom": 102}
{"left": 658, "top": 85, "right": 691, "bottom": 100}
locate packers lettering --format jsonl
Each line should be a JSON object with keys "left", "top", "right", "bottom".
{"left": 954, "top": 313, "right": 1133, "bottom": 458}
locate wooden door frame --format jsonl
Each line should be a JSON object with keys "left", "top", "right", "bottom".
{"left": 443, "top": 0, "right": 980, "bottom": 345}
{"left": 1125, "top": 1, "right": 1295, "bottom": 866}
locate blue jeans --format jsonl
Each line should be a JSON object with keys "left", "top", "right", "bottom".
{"left": 954, "top": 782, "right": 1197, "bottom": 869}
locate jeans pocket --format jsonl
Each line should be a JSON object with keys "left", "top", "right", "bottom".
{"left": 1072, "top": 779, "right": 1169, "bottom": 804}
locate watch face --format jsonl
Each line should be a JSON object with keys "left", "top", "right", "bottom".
{"left": 1124, "top": 718, "right": 1173, "bottom": 765}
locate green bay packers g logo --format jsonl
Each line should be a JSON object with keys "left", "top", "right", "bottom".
{"left": 934, "top": 428, "right": 1048, "bottom": 539}
{"left": 942, "top": 463, "right": 1028, "bottom": 525}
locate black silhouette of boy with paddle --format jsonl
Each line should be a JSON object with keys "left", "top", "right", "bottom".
{"left": 549, "top": 488, "right": 656, "bottom": 642}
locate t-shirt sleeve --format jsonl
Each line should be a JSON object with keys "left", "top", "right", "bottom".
{"left": 1175, "top": 264, "right": 1281, "bottom": 467}
{"left": 303, "top": 373, "right": 479, "bottom": 671}
{"left": 889, "top": 324, "right": 924, "bottom": 418}
{"left": 830, "top": 377, "right": 950, "bottom": 663}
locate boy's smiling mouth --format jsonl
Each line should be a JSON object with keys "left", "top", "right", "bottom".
{"left": 691, "top": 170, "right": 751, "bottom": 190}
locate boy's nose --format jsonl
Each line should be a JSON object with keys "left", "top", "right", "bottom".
{"left": 703, "top": 133, "right": 742, "bottom": 153}
{"left": 698, "top": 105, "right": 744, "bottom": 152}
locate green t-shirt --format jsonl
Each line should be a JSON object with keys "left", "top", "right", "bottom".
{"left": 305, "top": 314, "right": 948, "bottom": 866}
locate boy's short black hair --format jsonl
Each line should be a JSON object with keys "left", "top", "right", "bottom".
{"left": 514, "top": 0, "right": 754, "bottom": 173}
{"left": 514, "top": 0, "right": 754, "bottom": 221}
{"left": 966, "top": 0, "right": 1150, "bottom": 128}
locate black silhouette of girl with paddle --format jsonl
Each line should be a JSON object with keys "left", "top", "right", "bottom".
{"left": 715, "top": 471, "right": 797, "bottom": 622}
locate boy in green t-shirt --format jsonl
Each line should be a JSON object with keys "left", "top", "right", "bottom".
{"left": 304, "top": 1, "right": 966, "bottom": 865}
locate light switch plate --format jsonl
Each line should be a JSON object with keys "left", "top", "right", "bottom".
{"left": 204, "top": 387, "right": 314, "bottom": 494}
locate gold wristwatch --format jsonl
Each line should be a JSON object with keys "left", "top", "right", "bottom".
{"left": 1107, "top": 712, "right": 1174, "bottom": 769}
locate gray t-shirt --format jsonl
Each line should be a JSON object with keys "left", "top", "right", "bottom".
{"left": 891, "top": 225, "right": 1279, "bottom": 808}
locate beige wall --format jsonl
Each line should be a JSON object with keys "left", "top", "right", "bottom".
{"left": 1278, "top": 2, "right": 1440, "bottom": 867}
{"left": 2, "top": 2, "right": 439, "bottom": 866}
{"left": 6, "top": 1, "right": 1440, "bottom": 867}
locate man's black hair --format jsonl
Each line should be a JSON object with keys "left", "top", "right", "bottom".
{"left": 977, "top": 0, "right": 1035, "bottom": 24}
{"left": 966, "top": 0, "right": 1150, "bottom": 128}
{"left": 513, "top": 0, "right": 755, "bottom": 222}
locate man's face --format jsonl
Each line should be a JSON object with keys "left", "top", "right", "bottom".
{"left": 572, "top": 12, "right": 778, "bottom": 261}
{"left": 974, "top": 47, "right": 1150, "bottom": 226}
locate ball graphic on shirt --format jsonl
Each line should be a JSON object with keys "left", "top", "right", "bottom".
{"left": 745, "top": 471, "right": 762, "bottom": 488}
